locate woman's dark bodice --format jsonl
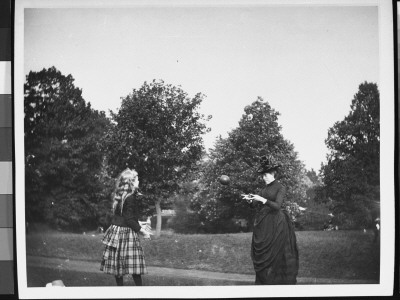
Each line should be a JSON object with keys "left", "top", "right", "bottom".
{"left": 258, "top": 180, "right": 286, "bottom": 210}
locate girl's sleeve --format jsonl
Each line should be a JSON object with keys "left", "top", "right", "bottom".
{"left": 124, "top": 195, "right": 142, "bottom": 233}
{"left": 266, "top": 185, "right": 286, "bottom": 211}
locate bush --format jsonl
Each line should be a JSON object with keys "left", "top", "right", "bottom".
{"left": 329, "top": 193, "right": 379, "bottom": 230}
{"left": 150, "top": 215, "right": 175, "bottom": 230}
{"left": 168, "top": 212, "right": 203, "bottom": 234}
{"left": 296, "top": 201, "right": 331, "bottom": 231}
{"left": 168, "top": 195, "right": 203, "bottom": 234}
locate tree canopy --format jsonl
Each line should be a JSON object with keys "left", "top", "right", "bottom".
{"left": 191, "top": 98, "right": 306, "bottom": 232}
{"left": 103, "top": 80, "right": 211, "bottom": 235}
{"left": 320, "top": 82, "right": 380, "bottom": 228}
{"left": 24, "top": 67, "right": 110, "bottom": 230}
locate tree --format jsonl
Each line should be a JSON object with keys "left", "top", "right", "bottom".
{"left": 306, "top": 169, "right": 320, "bottom": 185}
{"left": 24, "top": 67, "right": 110, "bottom": 230}
{"left": 103, "top": 80, "right": 211, "bottom": 237}
{"left": 320, "top": 82, "right": 380, "bottom": 228}
{"left": 191, "top": 97, "right": 306, "bottom": 232}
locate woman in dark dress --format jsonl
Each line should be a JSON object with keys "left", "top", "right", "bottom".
{"left": 242, "top": 156, "right": 299, "bottom": 285}
{"left": 100, "top": 168, "right": 152, "bottom": 286}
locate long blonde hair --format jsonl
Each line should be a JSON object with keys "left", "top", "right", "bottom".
{"left": 112, "top": 168, "right": 139, "bottom": 215}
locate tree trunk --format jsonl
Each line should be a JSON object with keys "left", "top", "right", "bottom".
{"left": 155, "top": 199, "right": 162, "bottom": 238}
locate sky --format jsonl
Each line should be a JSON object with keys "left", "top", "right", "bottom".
{"left": 24, "top": 5, "right": 379, "bottom": 171}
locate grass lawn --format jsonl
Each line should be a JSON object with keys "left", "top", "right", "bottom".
{"left": 26, "top": 228, "right": 379, "bottom": 281}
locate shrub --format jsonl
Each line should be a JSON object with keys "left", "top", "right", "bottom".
{"left": 168, "top": 194, "right": 203, "bottom": 234}
{"left": 296, "top": 200, "right": 332, "bottom": 231}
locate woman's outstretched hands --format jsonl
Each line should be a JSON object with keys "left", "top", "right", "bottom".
{"left": 241, "top": 194, "right": 267, "bottom": 204}
{"left": 241, "top": 194, "right": 253, "bottom": 203}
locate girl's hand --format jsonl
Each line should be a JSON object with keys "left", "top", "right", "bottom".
{"left": 139, "top": 226, "right": 153, "bottom": 238}
{"left": 139, "top": 221, "right": 152, "bottom": 232}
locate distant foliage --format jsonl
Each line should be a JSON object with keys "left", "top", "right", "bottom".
{"left": 168, "top": 194, "right": 202, "bottom": 234}
{"left": 191, "top": 98, "right": 306, "bottom": 232}
{"left": 320, "top": 82, "right": 380, "bottom": 228}
{"left": 167, "top": 181, "right": 201, "bottom": 233}
{"left": 24, "top": 67, "right": 110, "bottom": 231}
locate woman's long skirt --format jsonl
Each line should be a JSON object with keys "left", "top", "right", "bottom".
{"left": 100, "top": 225, "right": 147, "bottom": 276}
{"left": 251, "top": 209, "right": 299, "bottom": 285}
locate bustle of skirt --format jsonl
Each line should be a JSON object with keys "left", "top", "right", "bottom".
{"left": 251, "top": 209, "right": 299, "bottom": 284}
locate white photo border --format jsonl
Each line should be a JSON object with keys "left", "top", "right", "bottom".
{"left": 14, "top": 0, "right": 395, "bottom": 298}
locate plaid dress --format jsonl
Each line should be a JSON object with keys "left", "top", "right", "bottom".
{"left": 100, "top": 224, "right": 147, "bottom": 276}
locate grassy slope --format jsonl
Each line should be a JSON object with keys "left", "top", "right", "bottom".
{"left": 26, "top": 229, "right": 379, "bottom": 280}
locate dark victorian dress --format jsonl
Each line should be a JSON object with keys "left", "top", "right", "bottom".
{"left": 251, "top": 180, "right": 299, "bottom": 285}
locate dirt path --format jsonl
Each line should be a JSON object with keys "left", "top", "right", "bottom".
{"left": 27, "top": 255, "right": 378, "bottom": 285}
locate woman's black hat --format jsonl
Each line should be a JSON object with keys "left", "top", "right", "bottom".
{"left": 257, "top": 155, "right": 281, "bottom": 174}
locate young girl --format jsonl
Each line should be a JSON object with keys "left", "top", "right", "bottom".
{"left": 100, "top": 168, "right": 152, "bottom": 286}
